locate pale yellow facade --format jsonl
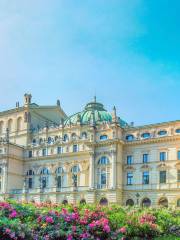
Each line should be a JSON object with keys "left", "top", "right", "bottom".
{"left": 0, "top": 94, "right": 180, "bottom": 207}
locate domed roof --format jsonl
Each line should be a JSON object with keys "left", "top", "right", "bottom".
{"left": 64, "top": 98, "right": 128, "bottom": 127}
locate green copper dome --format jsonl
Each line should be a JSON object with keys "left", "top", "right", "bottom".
{"left": 64, "top": 98, "right": 128, "bottom": 127}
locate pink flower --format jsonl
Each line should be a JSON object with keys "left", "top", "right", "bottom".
{"left": 65, "top": 216, "right": 71, "bottom": 222}
{"left": 71, "top": 212, "right": 79, "bottom": 220}
{"left": 119, "top": 227, "right": 126, "bottom": 234}
{"left": 61, "top": 208, "right": 68, "bottom": 215}
{"left": 45, "top": 216, "right": 54, "bottom": 223}
{"left": 72, "top": 225, "right": 76, "bottom": 232}
{"left": 5, "top": 228, "right": 11, "bottom": 234}
{"left": 80, "top": 232, "right": 89, "bottom": 238}
{"left": 139, "top": 214, "right": 156, "bottom": 224}
{"left": 103, "top": 224, "right": 110, "bottom": 233}
{"left": 9, "top": 210, "right": 17, "bottom": 218}
{"left": 10, "top": 232, "right": 15, "bottom": 238}
{"left": 44, "top": 235, "right": 50, "bottom": 240}
{"left": 89, "top": 222, "right": 96, "bottom": 228}
{"left": 67, "top": 235, "right": 73, "bottom": 240}
{"left": 37, "top": 216, "right": 42, "bottom": 223}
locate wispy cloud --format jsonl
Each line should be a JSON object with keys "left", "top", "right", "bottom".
{"left": 0, "top": 0, "right": 179, "bottom": 125}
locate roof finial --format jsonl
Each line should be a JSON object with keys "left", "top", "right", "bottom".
{"left": 94, "top": 95, "right": 96, "bottom": 103}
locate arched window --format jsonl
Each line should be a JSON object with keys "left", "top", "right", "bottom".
{"left": 176, "top": 129, "right": 180, "bottom": 134}
{"left": 55, "top": 167, "right": 65, "bottom": 188}
{"left": 126, "top": 199, "right": 134, "bottom": 206}
{"left": 98, "top": 156, "right": 110, "bottom": 165}
{"left": 17, "top": 117, "right": 23, "bottom": 131}
{"left": 0, "top": 121, "right": 4, "bottom": 135}
{"left": 81, "top": 132, "right": 87, "bottom": 139}
{"left": 158, "top": 197, "right": 168, "bottom": 207}
{"left": 55, "top": 136, "right": 59, "bottom": 141}
{"left": 71, "top": 165, "right": 80, "bottom": 187}
{"left": 32, "top": 139, "right": 36, "bottom": 145}
{"left": 26, "top": 169, "right": 34, "bottom": 189}
{"left": 97, "top": 157, "right": 110, "bottom": 189}
{"left": 80, "top": 199, "right": 86, "bottom": 204}
{"left": 39, "top": 138, "right": 43, "bottom": 144}
{"left": 100, "top": 135, "right": 108, "bottom": 141}
{"left": 142, "top": 198, "right": 151, "bottom": 207}
{"left": 177, "top": 199, "right": 180, "bottom": 207}
{"left": 71, "top": 133, "right": 77, "bottom": 140}
{"left": 27, "top": 169, "right": 34, "bottom": 176}
{"left": 126, "top": 135, "right": 134, "bottom": 141}
{"left": 8, "top": 119, "right": 13, "bottom": 132}
{"left": 62, "top": 199, "right": 68, "bottom": 205}
{"left": 40, "top": 168, "right": 49, "bottom": 189}
{"left": 48, "top": 137, "right": 52, "bottom": 144}
{"left": 99, "top": 198, "right": 108, "bottom": 206}
{"left": 141, "top": 133, "right": 150, "bottom": 139}
{"left": 71, "top": 165, "right": 80, "bottom": 173}
{"left": 63, "top": 134, "right": 69, "bottom": 142}
{"left": 158, "top": 130, "right": 167, "bottom": 136}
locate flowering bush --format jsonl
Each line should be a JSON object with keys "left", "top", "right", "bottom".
{"left": 0, "top": 201, "right": 179, "bottom": 239}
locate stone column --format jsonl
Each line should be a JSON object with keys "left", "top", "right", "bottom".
{"left": 89, "top": 153, "right": 95, "bottom": 189}
{"left": 2, "top": 163, "right": 7, "bottom": 193}
{"left": 111, "top": 150, "right": 117, "bottom": 189}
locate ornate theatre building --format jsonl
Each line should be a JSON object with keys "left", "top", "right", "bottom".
{"left": 0, "top": 94, "right": 180, "bottom": 207}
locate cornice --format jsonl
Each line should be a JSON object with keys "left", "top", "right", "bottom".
{"left": 125, "top": 135, "right": 180, "bottom": 146}
{"left": 86, "top": 139, "right": 124, "bottom": 147}
{"left": 0, "top": 154, "right": 24, "bottom": 162}
{"left": 27, "top": 139, "right": 91, "bottom": 150}
{"left": 25, "top": 151, "right": 90, "bottom": 162}
{"left": 124, "top": 120, "right": 180, "bottom": 131}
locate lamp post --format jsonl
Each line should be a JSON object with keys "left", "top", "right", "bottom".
{"left": 136, "top": 193, "right": 140, "bottom": 206}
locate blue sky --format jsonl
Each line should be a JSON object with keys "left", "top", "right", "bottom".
{"left": 0, "top": 0, "right": 180, "bottom": 125}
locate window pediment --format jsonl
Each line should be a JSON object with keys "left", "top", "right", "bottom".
{"left": 141, "top": 164, "right": 151, "bottom": 170}
{"left": 157, "top": 163, "right": 169, "bottom": 170}
{"left": 124, "top": 165, "right": 135, "bottom": 171}
{"left": 175, "top": 162, "right": 180, "bottom": 169}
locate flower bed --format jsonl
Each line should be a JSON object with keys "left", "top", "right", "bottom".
{"left": 0, "top": 201, "right": 180, "bottom": 239}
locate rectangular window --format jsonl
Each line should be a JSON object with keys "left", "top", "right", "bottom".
{"left": 101, "top": 172, "right": 106, "bottom": 185}
{"left": 127, "top": 155, "right": 133, "bottom": 165}
{"left": 127, "top": 172, "right": 133, "bottom": 185}
{"left": 178, "top": 151, "right": 180, "bottom": 160}
{"left": 143, "top": 154, "right": 149, "bottom": 163}
{"left": 73, "top": 145, "right": 78, "bottom": 152}
{"left": 57, "top": 146, "right": 62, "bottom": 154}
{"left": 143, "top": 171, "right": 149, "bottom": 184}
{"left": 28, "top": 151, "right": 32, "bottom": 158}
{"left": 178, "top": 170, "right": 180, "bottom": 182}
{"left": 160, "top": 152, "right": 166, "bottom": 161}
{"left": 57, "top": 176, "right": 62, "bottom": 188}
{"left": 42, "top": 149, "right": 46, "bottom": 156}
{"left": 28, "top": 178, "right": 32, "bottom": 189}
{"left": 160, "top": 171, "right": 166, "bottom": 184}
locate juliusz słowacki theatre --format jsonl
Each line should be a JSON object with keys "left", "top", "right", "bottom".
{"left": 0, "top": 94, "right": 180, "bottom": 207}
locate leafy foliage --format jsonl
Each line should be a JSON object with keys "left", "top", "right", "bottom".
{"left": 0, "top": 201, "right": 180, "bottom": 239}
